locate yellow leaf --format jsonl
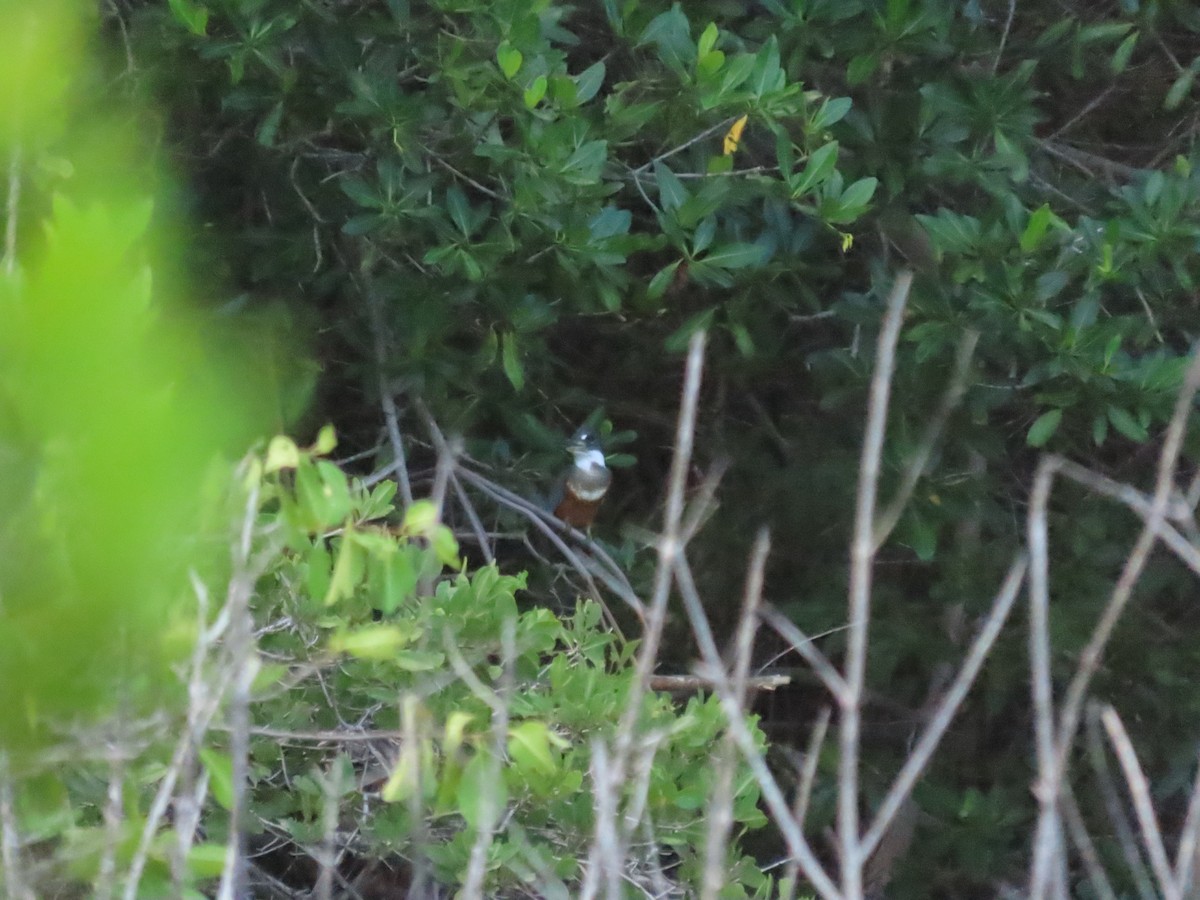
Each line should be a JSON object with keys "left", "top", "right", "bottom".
{"left": 723, "top": 114, "right": 748, "bottom": 155}
{"left": 840, "top": 231, "right": 854, "bottom": 252}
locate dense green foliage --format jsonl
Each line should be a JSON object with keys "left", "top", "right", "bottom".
{"left": 3, "top": 0, "right": 1200, "bottom": 895}
{"left": 125, "top": 0, "right": 1200, "bottom": 887}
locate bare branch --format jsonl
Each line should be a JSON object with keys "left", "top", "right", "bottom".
{"left": 1172, "top": 744, "right": 1200, "bottom": 895}
{"left": 861, "top": 554, "right": 1027, "bottom": 860}
{"left": 1061, "top": 786, "right": 1118, "bottom": 900}
{"left": 780, "top": 707, "right": 832, "bottom": 900}
{"left": 1100, "top": 705, "right": 1176, "bottom": 897}
{"left": 759, "top": 606, "right": 850, "bottom": 704}
{"left": 1086, "top": 710, "right": 1160, "bottom": 900}
{"left": 1053, "top": 347, "right": 1200, "bottom": 787}
{"left": 873, "top": 328, "right": 979, "bottom": 550}
{"left": 841, "top": 270, "right": 913, "bottom": 895}
{"left": 217, "top": 481, "right": 264, "bottom": 900}
{"left": 1028, "top": 455, "right": 1066, "bottom": 899}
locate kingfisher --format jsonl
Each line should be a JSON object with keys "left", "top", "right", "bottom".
{"left": 553, "top": 425, "right": 612, "bottom": 529}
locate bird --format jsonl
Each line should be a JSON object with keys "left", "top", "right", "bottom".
{"left": 553, "top": 425, "right": 612, "bottom": 529}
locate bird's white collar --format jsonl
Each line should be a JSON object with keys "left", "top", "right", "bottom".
{"left": 573, "top": 448, "right": 607, "bottom": 471}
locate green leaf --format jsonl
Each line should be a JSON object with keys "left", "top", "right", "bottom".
{"left": 706, "top": 154, "right": 733, "bottom": 174}
{"left": 653, "top": 161, "right": 689, "bottom": 213}
{"left": 697, "top": 49, "right": 725, "bottom": 77}
{"left": 198, "top": 748, "right": 235, "bottom": 811}
{"left": 458, "top": 753, "right": 507, "bottom": 832}
{"left": 256, "top": 101, "right": 284, "bottom": 147}
{"left": 791, "top": 142, "right": 838, "bottom": 197}
{"left": 560, "top": 140, "right": 607, "bottom": 184}
{"left": 1111, "top": 31, "right": 1138, "bottom": 74}
{"left": 647, "top": 260, "right": 682, "bottom": 300}
{"left": 314, "top": 424, "right": 337, "bottom": 455}
{"left": 324, "top": 533, "right": 364, "bottom": 605}
{"left": 187, "top": 843, "right": 227, "bottom": 878}
{"left": 697, "top": 22, "right": 719, "bottom": 58}
{"left": 168, "top": 0, "right": 208, "bottom": 36}
{"left": 403, "top": 499, "right": 439, "bottom": 534}
{"left": 431, "top": 524, "right": 461, "bottom": 568}
{"left": 811, "top": 96, "right": 852, "bottom": 131}
{"left": 905, "top": 512, "right": 938, "bottom": 562}
{"left": 265, "top": 435, "right": 301, "bottom": 473}
{"left": 1165, "top": 62, "right": 1199, "bottom": 111}
{"left": 749, "top": 36, "right": 783, "bottom": 98}
{"left": 701, "top": 242, "right": 764, "bottom": 269}
{"left": 1020, "top": 203, "right": 1054, "bottom": 253}
{"left": 847, "top": 53, "right": 878, "bottom": 85}
{"left": 496, "top": 42, "right": 523, "bottom": 80}
{"left": 637, "top": 6, "right": 694, "bottom": 71}
{"left": 524, "top": 75, "right": 548, "bottom": 109}
{"left": 574, "top": 61, "right": 606, "bottom": 103}
{"left": 446, "top": 186, "right": 472, "bottom": 236}
{"left": 501, "top": 332, "right": 525, "bottom": 391}
{"left": 1107, "top": 405, "right": 1149, "bottom": 442}
{"left": 665, "top": 307, "right": 717, "bottom": 352}
{"left": 339, "top": 175, "right": 383, "bottom": 209}
{"left": 330, "top": 625, "right": 412, "bottom": 659}
{"left": 508, "top": 721, "right": 561, "bottom": 777}
{"left": 1026, "top": 408, "right": 1063, "bottom": 447}
{"left": 838, "top": 176, "right": 878, "bottom": 212}
{"left": 589, "top": 206, "right": 631, "bottom": 241}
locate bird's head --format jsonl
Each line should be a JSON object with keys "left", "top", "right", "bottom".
{"left": 566, "top": 426, "right": 606, "bottom": 470}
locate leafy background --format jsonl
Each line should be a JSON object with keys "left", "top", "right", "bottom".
{"left": 2, "top": 0, "right": 1200, "bottom": 895}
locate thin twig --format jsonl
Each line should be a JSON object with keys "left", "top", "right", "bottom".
{"left": 861, "top": 554, "right": 1027, "bottom": 860}
{"left": 217, "top": 480, "right": 263, "bottom": 900}
{"left": 630, "top": 118, "right": 737, "bottom": 175}
{"left": 702, "top": 531, "right": 769, "bottom": 900}
{"left": 456, "top": 468, "right": 631, "bottom": 629}
{"left": 1052, "top": 457, "right": 1200, "bottom": 576}
{"left": 1100, "top": 705, "right": 1176, "bottom": 897}
{"left": 1044, "top": 87, "right": 1117, "bottom": 143}
{"left": 873, "top": 328, "right": 979, "bottom": 550}
{"left": 1171, "top": 744, "right": 1200, "bottom": 895}
{"left": 647, "top": 673, "right": 789, "bottom": 693}
{"left": 841, "top": 270, "right": 913, "bottom": 896}
{"left": 759, "top": 606, "right": 850, "bottom": 703}
{"left": 582, "top": 332, "right": 709, "bottom": 899}
{"left": 1061, "top": 785, "right": 1118, "bottom": 900}
{"left": 0, "top": 753, "right": 32, "bottom": 900}
{"left": 458, "top": 619, "right": 515, "bottom": 898}
{"left": 1086, "top": 709, "right": 1160, "bottom": 900}
{"left": 414, "top": 402, "right": 494, "bottom": 564}
{"left": 454, "top": 461, "right": 640, "bottom": 611}
{"left": 360, "top": 271, "right": 414, "bottom": 507}
{"left": 779, "top": 707, "right": 832, "bottom": 900}
{"left": 992, "top": 0, "right": 1017, "bottom": 75}
{"left": 1053, "top": 346, "right": 1200, "bottom": 784}
{"left": 431, "top": 154, "right": 505, "bottom": 201}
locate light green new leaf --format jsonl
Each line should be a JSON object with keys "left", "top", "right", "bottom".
{"left": 1026, "top": 408, "right": 1062, "bottom": 447}
{"left": 199, "top": 747, "right": 235, "bottom": 811}
{"left": 524, "top": 75, "right": 548, "bottom": 109}
{"left": 496, "top": 42, "right": 522, "bottom": 79}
